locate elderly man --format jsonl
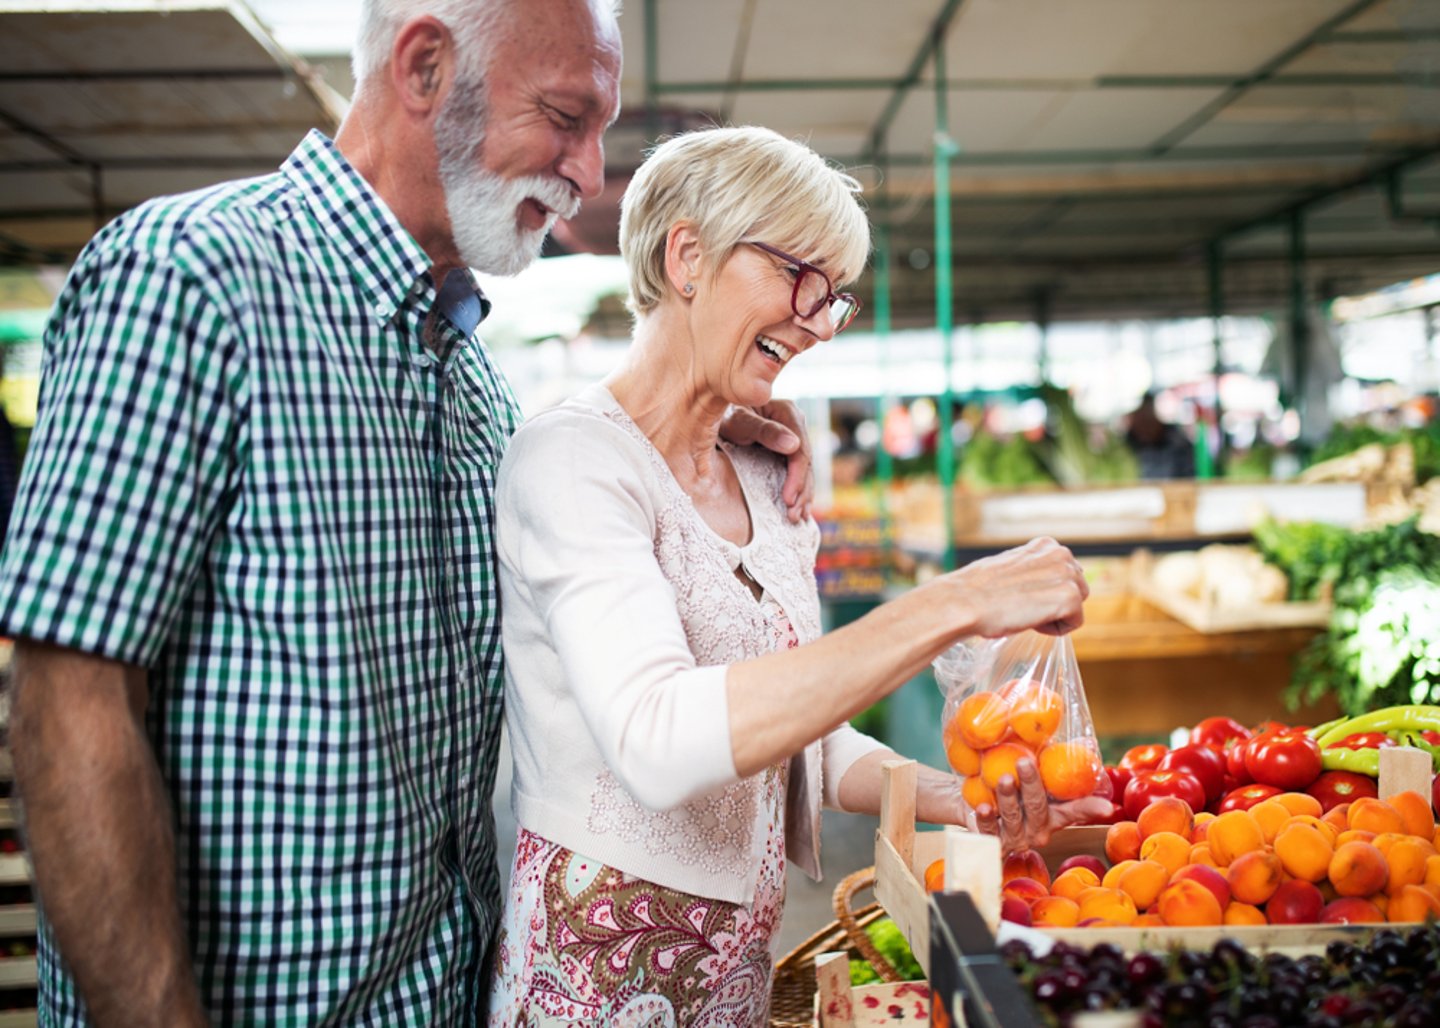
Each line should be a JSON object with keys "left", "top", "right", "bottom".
{"left": 0, "top": 1, "right": 814, "bottom": 1024}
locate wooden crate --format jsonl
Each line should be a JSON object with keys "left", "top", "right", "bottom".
{"left": 1130, "top": 549, "right": 1330, "bottom": 634}
{"left": 872, "top": 751, "right": 1432, "bottom": 967}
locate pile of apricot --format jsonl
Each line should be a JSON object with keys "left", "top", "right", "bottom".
{"left": 942, "top": 679, "right": 1104, "bottom": 808}
{"left": 975, "top": 790, "right": 1440, "bottom": 928}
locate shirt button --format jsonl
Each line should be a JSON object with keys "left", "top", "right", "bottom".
{"left": 374, "top": 302, "right": 390, "bottom": 318}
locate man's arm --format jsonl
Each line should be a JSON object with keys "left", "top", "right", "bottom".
{"left": 11, "top": 641, "right": 206, "bottom": 1027}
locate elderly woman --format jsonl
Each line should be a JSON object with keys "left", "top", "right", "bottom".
{"left": 487, "top": 126, "right": 1104, "bottom": 1025}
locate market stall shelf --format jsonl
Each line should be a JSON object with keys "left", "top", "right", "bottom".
{"left": 1130, "top": 548, "right": 1331, "bottom": 634}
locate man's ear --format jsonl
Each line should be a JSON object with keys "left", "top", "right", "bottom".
{"left": 663, "top": 222, "right": 704, "bottom": 297}
{"left": 389, "top": 16, "right": 453, "bottom": 116}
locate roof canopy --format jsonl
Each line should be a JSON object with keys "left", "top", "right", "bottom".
{"left": 0, "top": 0, "right": 344, "bottom": 264}
{"left": 572, "top": 0, "right": 1440, "bottom": 323}
{"left": 1, "top": 0, "right": 1437, "bottom": 325}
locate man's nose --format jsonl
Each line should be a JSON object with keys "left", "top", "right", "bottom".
{"left": 559, "top": 133, "right": 606, "bottom": 201}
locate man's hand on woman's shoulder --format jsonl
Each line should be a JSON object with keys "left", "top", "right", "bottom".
{"left": 717, "top": 401, "right": 814, "bottom": 523}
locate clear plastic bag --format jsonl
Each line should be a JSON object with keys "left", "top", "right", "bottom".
{"left": 935, "top": 631, "right": 1104, "bottom": 807}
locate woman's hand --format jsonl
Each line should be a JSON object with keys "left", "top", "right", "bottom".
{"left": 969, "top": 758, "right": 1113, "bottom": 853}
{"left": 944, "top": 537, "right": 1090, "bottom": 637}
{"left": 716, "top": 401, "right": 813, "bottom": 522}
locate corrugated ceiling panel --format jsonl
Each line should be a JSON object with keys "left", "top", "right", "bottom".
{"left": 1340, "top": 0, "right": 1440, "bottom": 33}
{"left": 945, "top": 0, "right": 1357, "bottom": 80}
{"left": 647, "top": 0, "right": 748, "bottom": 88}
{"left": 727, "top": 90, "right": 892, "bottom": 157}
{"left": 1183, "top": 82, "right": 1420, "bottom": 148}
{"left": 742, "top": 0, "right": 935, "bottom": 80}
{"left": 0, "top": 7, "right": 280, "bottom": 73}
{"left": 1284, "top": 40, "right": 1439, "bottom": 75}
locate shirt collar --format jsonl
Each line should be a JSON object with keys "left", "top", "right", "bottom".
{"left": 437, "top": 267, "right": 491, "bottom": 337}
{"left": 282, "top": 130, "right": 433, "bottom": 325}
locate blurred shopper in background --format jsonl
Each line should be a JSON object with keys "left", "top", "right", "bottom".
{"left": 488, "top": 126, "right": 1108, "bottom": 1025}
{"left": 0, "top": 2, "right": 814, "bottom": 1025}
{"left": 1125, "top": 390, "right": 1196, "bottom": 480}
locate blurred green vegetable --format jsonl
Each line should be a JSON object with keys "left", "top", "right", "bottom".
{"left": 1257, "top": 517, "right": 1440, "bottom": 715}
{"left": 848, "top": 916, "right": 924, "bottom": 985}
{"left": 1038, "top": 385, "right": 1139, "bottom": 486}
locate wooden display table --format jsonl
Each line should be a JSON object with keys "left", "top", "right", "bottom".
{"left": 1072, "top": 592, "right": 1337, "bottom": 737}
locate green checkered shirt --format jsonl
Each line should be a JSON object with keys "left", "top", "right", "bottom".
{"left": 0, "top": 131, "right": 521, "bottom": 1025}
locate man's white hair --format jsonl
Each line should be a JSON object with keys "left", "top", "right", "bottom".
{"left": 351, "top": 0, "right": 621, "bottom": 98}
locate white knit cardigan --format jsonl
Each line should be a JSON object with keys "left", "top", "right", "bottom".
{"left": 496, "top": 385, "right": 886, "bottom": 904}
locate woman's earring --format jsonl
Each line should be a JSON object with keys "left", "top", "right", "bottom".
{"left": 683, "top": 282, "right": 695, "bottom": 296}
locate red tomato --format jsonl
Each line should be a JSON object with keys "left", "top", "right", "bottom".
{"left": 1157, "top": 744, "right": 1228, "bottom": 806}
{"left": 1225, "top": 738, "right": 1254, "bottom": 786}
{"left": 1218, "top": 783, "right": 1283, "bottom": 812}
{"left": 1105, "top": 765, "right": 1133, "bottom": 799}
{"left": 1123, "top": 769, "right": 1206, "bottom": 821}
{"left": 1433, "top": 774, "right": 1440, "bottom": 818}
{"left": 1245, "top": 730, "right": 1323, "bottom": 791}
{"left": 1251, "top": 720, "right": 1290, "bottom": 737}
{"left": 1190, "top": 716, "right": 1251, "bottom": 752}
{"left": 1119, "top": 744, "right": 1169, "bottom": 773}
{"left": 1306, "top": 771, "right": 1379, "bottom": 813}
{"left": 1420, "top": 730, "right": 1440, "bottom": 746}
{"left": 1327, "top": 732, "right": 1396, "bottom": 751}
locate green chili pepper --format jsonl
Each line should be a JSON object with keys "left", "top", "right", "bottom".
{"left": 1320, "top": 746, "right": 1382, "bottom": 775}
{"left": 1396, "top": 732, "right": 1440, "bottom": 773}
{"left": 1314, "top": 706, "right": 1440, "bottom": 749}
{"left": 1309, "top": 716, "right": 1348, "bottom": 741}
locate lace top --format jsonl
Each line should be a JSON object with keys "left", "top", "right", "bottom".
{"left": 495, "top": 384, "right": 885, "bottom": 904}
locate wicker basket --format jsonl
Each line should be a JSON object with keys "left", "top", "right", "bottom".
{"left": 769, "top": 867, "right": 904, "bottom": 1028}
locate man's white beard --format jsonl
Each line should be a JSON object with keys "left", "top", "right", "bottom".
{"left": 435, "top": 79, "right": 581, "bottom": 276}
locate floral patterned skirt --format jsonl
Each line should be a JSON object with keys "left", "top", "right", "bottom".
{"left": 486, "top": 828, "right": 786, "bottom": 1027}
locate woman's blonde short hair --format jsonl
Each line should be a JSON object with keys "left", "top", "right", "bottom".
{"left": 619, "top": 126, "right": 871, "bottom": 316}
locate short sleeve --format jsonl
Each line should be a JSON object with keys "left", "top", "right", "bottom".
{"left": 0, "top": 243, "right": 244, "bottom": 666}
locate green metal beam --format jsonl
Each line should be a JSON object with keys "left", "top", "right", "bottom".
{"left": 873, "top": 148, "right": 894, "bottom": 514}
{"left": 1324, "top": 29, "right": 1440, "bottom": 42}
{"left": 652, "top": 71, "right": 1427, "bottom": 93}
{"left": 834, "top": 140, "right": 1440, "bottom": 167}
{"left": 865, "top": 0, "right": 968, "bottom": 160}
{"left": 1211, "top": 147, "right": 1440, "bottom": 243}
{"left": 643, "top": 0, "right": 659, "bottom": 143}
{"left": 1147, "top": 0, "right": 1385, "bottom": 154}
{"left": 934, "top": 30, "right": 957, "bottom": 571}
{"left": 1288, "top": 211, "right": 1309, "bottom": 426}
{"left": 1207, "top": 242, "right": 1227, "bottom": 468}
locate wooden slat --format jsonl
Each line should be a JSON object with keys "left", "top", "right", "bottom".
{"left": 814, "top": 951, "right": 855, "bottom": 1028}
{"left": 873, "top": 830, "right": 932, "bottom": 977}
{"left": 0, "top": 906, "right": 35, "bottom": 937}
{"left": 879, "top": 760, "right": 917, "bottom": 871}
{"left": 0, "top": 857, "right": 28, "bottom": 886}
{"left": 1042, "top": 921, "right": 1380, "bottom": 957}
{"left": 0, "top": 956, "right": 35, "bottom": 988}
{"left": 1379, "top": 746, "right": 1432, "bottom": 802}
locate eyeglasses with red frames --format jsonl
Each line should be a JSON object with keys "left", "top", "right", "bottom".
{"left": 747, "top": 241, "right": 861, "bottom": 333}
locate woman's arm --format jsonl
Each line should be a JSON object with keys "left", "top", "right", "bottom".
{"left": 724, "top": 537, "right": 1087, "bottom": 779}
{"left": 501, "top": 418, "right": 1086, "bottom": 813}
{"left": 833, "top": 747, "right": 1113, "bottom": 853}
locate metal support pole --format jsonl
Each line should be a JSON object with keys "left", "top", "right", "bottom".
{"left": 643, "top": 0, "right": 660, "bottom": 143}
{"left": 1426, "top": 304, "right": 1439, "bottom": 395}
{"left": 1034, "top": 286, "right": 1052, "bottom": 385}
{"left": 1288, "top": 211, "right": 1309, "bottom": 430}
{"left": 874, "top": 181, "right": 894, "bottom": 495}
{"left": 934, "top": 31, "right": 957, "bottom": 570}
{"left": 1207, "top": 242, "right": 1227, "bottom": 468}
